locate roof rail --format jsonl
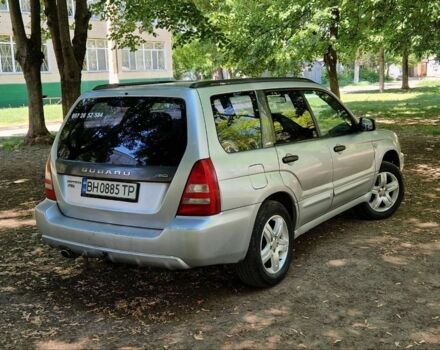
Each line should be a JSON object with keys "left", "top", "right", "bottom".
{"left": 188, "top": 77, "right": 316, "bottom": 88}
{"left": 92, "top": 79, "right": 176, "bottom": 91}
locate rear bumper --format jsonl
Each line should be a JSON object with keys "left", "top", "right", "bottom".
{"left": 35, "top": 199, "right": 258, "bottom": 269}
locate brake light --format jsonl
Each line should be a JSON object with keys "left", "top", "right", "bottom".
{"left": 45, "top": 157, "right": 57, "bottom": 201}
{"left": 177, "top": 158, "right": 221, "bottom": 216}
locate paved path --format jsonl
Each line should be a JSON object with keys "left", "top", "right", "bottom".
{"left": 340, "top": 78, "right": 420, "bottom": 93}
{"left": 0, "top": 121, "right": 62, "bottom": 137}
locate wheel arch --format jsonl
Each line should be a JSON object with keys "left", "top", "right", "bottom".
{"left": 263, "top": 191, "right": 297, "bottom": 226}
{"left": 381, "top": 149, "right": 400, "bottom": 168}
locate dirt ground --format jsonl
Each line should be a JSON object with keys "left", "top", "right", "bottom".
{"left": 0, "top": 134, "right": 439, "bottom": 349}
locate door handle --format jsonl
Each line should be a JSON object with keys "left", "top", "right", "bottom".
{"left": 333, "top": 144, "right": 346, "bottom": 152}
{"left": 282, "top": 154, "right": 299, "bottom": 164}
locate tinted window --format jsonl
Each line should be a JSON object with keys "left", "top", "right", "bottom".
{"left": 266, "top": 90, "right": 317, "bottom": 144}
{"left": 304, "top": 91, "right": 355, "bottom": 137}
{"left": 58, "top": 97, "right": 187, "bottom": 167}
{"left": 211, "top": 92, "right": 262, "bottom": 153}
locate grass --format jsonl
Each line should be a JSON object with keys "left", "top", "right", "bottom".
{"left": 341, "top": 80, "right": 440, "bottom": 136}
{"left": 0, "top": 104, "right": 62, "bottom": 127}
{"left": 0, "top": 136, "right": 25, "bottom": 150}
{"left": 0, "top": 80, "right": 439, "bottom": 137}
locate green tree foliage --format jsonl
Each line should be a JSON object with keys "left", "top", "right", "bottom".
{"left": 96, "top": 0, "right": 223, "bottom": 50}
{"left": 101, "top": 0, "right": 440, "bottom": 94}
{"left": 369, "top": 0, "right": 440, "bottom": 89}
{"left": 173, "top": 40, "right": 225, "bottom": 79}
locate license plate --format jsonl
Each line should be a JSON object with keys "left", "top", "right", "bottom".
{"left": 81, "top": 178, "right": 139, "bottom": 202}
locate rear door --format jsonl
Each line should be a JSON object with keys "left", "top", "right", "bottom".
{"left": 53, "top": 94, "right": 200, "bottom": 229}
{"left": 303, "top": 90, "right": 375, "bottom": 209}
{"left": 261, "top": 89, "right": 334, "bottom": 227}
{"left": 196, "top": 89, "right": 280, "bottom": 212}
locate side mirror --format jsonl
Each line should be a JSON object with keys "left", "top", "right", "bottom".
{"left": 359, "top": 117, "right": 376, "bottom": 131}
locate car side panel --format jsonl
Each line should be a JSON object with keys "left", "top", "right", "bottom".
{"left": 371, "top": 129, "right": 405, "bottom": 171}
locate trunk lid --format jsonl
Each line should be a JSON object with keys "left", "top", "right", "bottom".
{"left": 53, "top": 95, "right": 190, "bottom": 229}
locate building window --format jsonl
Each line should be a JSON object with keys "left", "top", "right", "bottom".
{"left": 41, "top": 45, "right": 49, "bottom": 72}
{"left": 0, "top": 35, "right": 49, "bottom": 73}
{"left": 19, "top": 0, "right": 30, "bottom": 12}
{"left": 0, "top": 0, "right": 32, "bottom": 12}
{"left": 0, "top": 36, "right": 14, "bottom": 72}
{"left": 67, "top": 0, "right": 74, "bottom": 16}
{"left": 67, "top": 0, "right": 99, "bottom": 19}
{"left": 84, "top": 39, "right": 108, "bottom": 72}
{"left": 122, "top": 42, "right": 166, "bottom": 71}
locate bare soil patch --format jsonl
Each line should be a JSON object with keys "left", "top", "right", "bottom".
{"left": 0, "top": 135, "right": 439, "bottom": 349}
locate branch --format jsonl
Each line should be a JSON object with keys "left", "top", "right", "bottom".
{"left": 7, "top": 0, "right": 27, "bottom": 52}
{"left": 72, "top": 0, "right": 91, "bottom": 66}
{"left": 29, "top": 0, "right": 42, "bottom": 49}
{"left": 56, "top": 0, "right": 77, "bottom": 70}
{"left": 44, "top": 0, "right": 64, "bottom": 71}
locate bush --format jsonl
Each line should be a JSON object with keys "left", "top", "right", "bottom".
{"left": 321, "top": 69, "right": 353, "bottom": 86}
{"left": 321, "top": 67, "right": 392, "bottom": 87}
{"left": 360, "top": 68, "right": 379, "bottom": 83}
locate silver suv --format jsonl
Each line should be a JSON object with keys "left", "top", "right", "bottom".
{"left": 35, "top": 78, "right": 404, "bottom": 287}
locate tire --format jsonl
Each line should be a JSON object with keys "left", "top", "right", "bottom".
{"left": 356, "top": 161, "right": 404, "bottom": 220}
{"left": 236, "top": 200, "right": 294, "bottom": 288}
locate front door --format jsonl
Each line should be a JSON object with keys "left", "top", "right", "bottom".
{"left": 303, "top": 90, "right": 375, "bottom": 209}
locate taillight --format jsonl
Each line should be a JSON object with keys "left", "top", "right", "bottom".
{"left": 177, "top": 158, "right": 221, "bottom": 216}
{"left": 45, "top": 157, "right": 57, "bottom": 201}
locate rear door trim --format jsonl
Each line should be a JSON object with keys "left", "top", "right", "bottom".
{"left": 56, "top": 159, "right": 176, "bottom": 183}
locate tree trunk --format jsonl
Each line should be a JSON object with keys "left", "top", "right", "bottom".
{"left": 45, "top": 0, "right": 90, "bottom": 117}
{"left": 324, "top": 7, "right": 340, "bottom": 98}
{"left": 386, "top": 63, "right": 390, "bottom": 79}
{"left": 60, "top": 76, "right": 82, "bottom": 117}
{"left": 353, "top": 60, "right": 360, "bottom": 84}
{"left": 353, "top": 48, "right": 360, "bottom": 84}
{"left": 8, "top": 0, "right": 51, "bottom": 144}
{"left": 213, "top": 67, "right": 224, "bottom": 80}
{"left": 324, "top": 46, "right": 340, "bottom": 98}
{"left": 379, "top": 47, "right": 385, "bottom": 93}
{"left": 401, "top": 47, "right": 410, "bottom": 89}
{"left": 22, "top": 60, "right": 51, "bottom": 143}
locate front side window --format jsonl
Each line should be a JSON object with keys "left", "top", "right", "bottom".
{"left": 211, "top": 92, "right": 262, "bottom": 153}
{"left": 303, "top": 90, "right": 355, "bottom": 137}
{"left": 265, "top": 90, "right": 317, "bottom": 144}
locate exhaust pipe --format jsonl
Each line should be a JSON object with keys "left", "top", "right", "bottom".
{"left": 60, "top": 248, "right": 78, "bottom": 259}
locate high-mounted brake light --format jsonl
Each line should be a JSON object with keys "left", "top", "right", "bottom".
{"left": 177, "top": 158, "right": 221, "bottom": 216}
{"left": 45, "top": 157, "right": 57, "bottom": 201}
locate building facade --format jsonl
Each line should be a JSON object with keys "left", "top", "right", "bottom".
{"left": 0, "top": 2, "right": 174, "bottom": 107}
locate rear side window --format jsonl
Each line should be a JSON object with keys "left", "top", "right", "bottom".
{"left": 58, "top": 97, "right": 187, "bottom": 167}
{"left": 211, "top": 91, "right": 262, "bottom": 153}
{"left": 265, "top": 90, "right": 317, "bottom": 144}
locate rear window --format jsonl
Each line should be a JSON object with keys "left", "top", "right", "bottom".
{"left": 57, "top": 97, "right": 187, "bottom": 167}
